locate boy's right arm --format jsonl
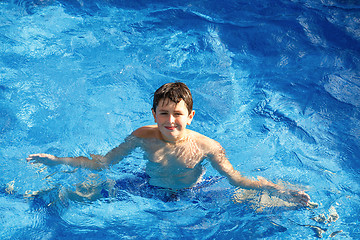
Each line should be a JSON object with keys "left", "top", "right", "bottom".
{"left": 26, "top": 153, "right": 105, "bottom": 170}
{"left": 26, "top": 134, "right": 140, "bottom": 170}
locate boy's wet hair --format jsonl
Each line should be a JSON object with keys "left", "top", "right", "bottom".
{"left": 153, "top": 82, "right": 193, "bottom": 114}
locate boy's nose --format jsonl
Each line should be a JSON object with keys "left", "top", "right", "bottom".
{"left": 169, "top": 114, "right": 175, "bottom": 123}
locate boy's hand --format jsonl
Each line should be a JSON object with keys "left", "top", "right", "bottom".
{"left": 257, "top": 176, "right": 310, "bottom": 206}
{"left": 274, "top": 188, "right": 311, "bottom": 206}
{"left": 287, "top": 190, "right": 311, "bottom": 206}
{"left": 26, "top": 153, "right": 59, "bottom": 166}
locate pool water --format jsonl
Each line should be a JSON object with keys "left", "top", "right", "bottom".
{"left": 1, "top": 0, "right": 360, "bottom": 239}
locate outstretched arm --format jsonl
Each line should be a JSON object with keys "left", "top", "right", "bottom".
{"left": 26, "top": 153, "right": 105, "bottom": 170}
{"left": 208, "top": 144, "right": 276, "bottom": 190}
{"left": 208, "top": 143, "right": 310, "bottom": 206}
{"left": 27, "top": 135, "right": 140, "bottom": 170}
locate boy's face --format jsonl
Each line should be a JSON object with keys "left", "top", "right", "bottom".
{"left": 152, "top": 98, "right": 195, "bottom": 142}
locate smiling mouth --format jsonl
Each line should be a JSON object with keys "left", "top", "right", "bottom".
{"left": 165, "top": 126, "right": 176, "bottom": 130}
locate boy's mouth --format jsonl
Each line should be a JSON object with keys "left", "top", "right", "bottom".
{"left": 165, "top": 126, "right": 176, "bottom": 130}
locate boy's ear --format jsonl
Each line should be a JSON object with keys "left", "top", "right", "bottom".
{"left": 187, "top": 110, "right": 195, "bottom": 125}
{"left": 152, "top": 108, "right": 157, "bottom": 123}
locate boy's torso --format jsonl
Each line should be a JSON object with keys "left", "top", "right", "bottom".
{"left": 133, "top": 126, "right": 216, "bottom": 189}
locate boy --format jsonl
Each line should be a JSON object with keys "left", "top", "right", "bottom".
{"left": 27, "top": 82, "right": 310, "bottom": 205}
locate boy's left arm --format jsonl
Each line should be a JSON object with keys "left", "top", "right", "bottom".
{"left": 208, "top": 146, "right": 276, "bottom": 190}
{"left": 208, "top": 143, "right": 310, "bottom": 206}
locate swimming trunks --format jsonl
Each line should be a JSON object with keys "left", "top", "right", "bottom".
{"left": 106, "top": 172, "right": 225, "bottom": 202}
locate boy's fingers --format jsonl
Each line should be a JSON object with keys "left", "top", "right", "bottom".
{"left": 287, "top": 190, "right": 310, "bottom": 206}
{"left": 299, "top": 193, "right": 310, "bottom": 206}
{"left": 26, "top": 154, "right": 50, "bottom": 162}
{"left": 26, "top": 155, "right": 37, "bottom": 161}
{"left": 27, "top": 154, "right": 55, "bottom": 159}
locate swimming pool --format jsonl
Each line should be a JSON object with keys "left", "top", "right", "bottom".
{"left": 1, "top": 0, "right": 359, "bottom": 239}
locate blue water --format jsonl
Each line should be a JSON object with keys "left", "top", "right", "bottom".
{"left": 1, "top": 0, "right": 360, "bottom": 239}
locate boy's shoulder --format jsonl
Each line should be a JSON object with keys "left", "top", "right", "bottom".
{"left": 131, "top": 126, "right": 223, "bottom": 153}
{"left": 132, "top": 125, "right": 161, "bottom": 139}
{"left": 188, "top": 130, "right": 223, "bottom": 152}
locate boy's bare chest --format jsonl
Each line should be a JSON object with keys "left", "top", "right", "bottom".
{"left": 146, "top": 142, "right": 204, "bottom": 169}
